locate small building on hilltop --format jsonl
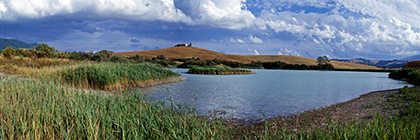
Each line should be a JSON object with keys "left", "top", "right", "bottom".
{"left": 174, "top": 43, "right": 188, "bottom": 47}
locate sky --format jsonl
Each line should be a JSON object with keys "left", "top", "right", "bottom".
{"left": 0, "top": 0, "right": 419, "bottom": 60}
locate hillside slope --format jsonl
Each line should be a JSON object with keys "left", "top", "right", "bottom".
{"left": 0, "top": 38, "right": 37, "bottom": 50}
{"left": 115, "top": 47, "right": 382, "bottom": 70}
{"left": 116, "top": 47, "right": 255, "bottom": 63}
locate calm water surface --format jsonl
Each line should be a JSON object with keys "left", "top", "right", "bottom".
{"left": 138, "top": 69, "right": 411, "bottom": 119}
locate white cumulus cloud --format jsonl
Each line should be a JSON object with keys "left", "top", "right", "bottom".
{"left": 248, "top": 48, "right": 260, "bottom": 55}
{"left": 249, "top": 34, "right": 263, "bottom": 44}
{"left": 278, "top": 48, "right": 301, "bottom": 56}
{"left": 237, "top": 39, "right": 245, "bottom": 43}
{"left": 1, "top": 0, "right": 193, "bottom": 23}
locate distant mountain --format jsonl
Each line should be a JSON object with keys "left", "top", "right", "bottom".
{"left": 0, "top": 38, "right": 38, "bottom": 50}
{"left": 332, "top": 58, "right": 406, "bottom": 68}
{"left": 401, "top": 54, "right": 420, "bottom": 61}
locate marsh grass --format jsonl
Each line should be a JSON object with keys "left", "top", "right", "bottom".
{"left": 56, "top": 62, "right": 181, "bottom": 92}
{"left": 0, "top": 77, "right": 231, "bottom": 139}
{"left": 188, "top": 66, "right": 254, "bottom": 75}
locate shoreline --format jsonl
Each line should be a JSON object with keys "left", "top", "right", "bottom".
{"left": 240, "top": 88, "right": 403, "bottom": 130}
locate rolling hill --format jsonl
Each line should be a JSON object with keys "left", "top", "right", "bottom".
{"left": 332, "top": 58, "right": 406, "bottom": 68}
{"left": 115, "top": 47, "right": 382, "bottom": 70}
{"left": 0, "top": 38, "right": 37, "bottom": 50}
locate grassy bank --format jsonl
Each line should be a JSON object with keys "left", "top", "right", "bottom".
{"left": 188, "top": 66, "right": 255, "bottom": 75}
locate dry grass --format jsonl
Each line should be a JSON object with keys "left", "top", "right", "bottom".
{"left": 115, "top": 47, "right": 255, "bottom": 63}
{"left": 246, "top": 55, "right": 318, "bottom": 65}
{"left": 403, "top": 60, "right": 420, "bottom": 69}
{"left": 329, "top": 61, "right": 382, "bottom": 70}
{"left": 0, "top": 56, "right": 83, "bottom": 78}
{"left": 116, "top": 48, "right": 383, "bottom": 70}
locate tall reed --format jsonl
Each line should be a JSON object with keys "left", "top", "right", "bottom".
{"left": 56, "top": 62, "right": 181, "bottom": 91}
{"left": 0, "top": 77, "right": 230, "bottom": 139}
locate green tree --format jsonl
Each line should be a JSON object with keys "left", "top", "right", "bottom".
{"left": 316, "top": 55, "right": 334, "bottom": 70}
{"left": 317, "top": 55, "right": 330, "bottom": 64}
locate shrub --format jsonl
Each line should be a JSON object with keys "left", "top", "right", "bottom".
{"left": 68, "top": 51, "right": 91, "bottom": 61}
{"left": 1, "top": 47, "right": 15, "bottom": 59}
{"left": 110, "top": 55, "right": 130, "bottom": 63}
{"left": 36, "top": 43, "right": 56, "bottom": 58}
{"left": 98, "top": 50, "right": 112, "bottom": 57}
{"left": 389, "top": 69, "right": 415, "bottom": 79}
{"left": 317, "top": 63, "right": 334, "bottom": 70}
{"left": 15, "top": 48, "right": 25, "bottom": 56}
{"left": 90, "top": 53, "right": 107, "bottom": 62}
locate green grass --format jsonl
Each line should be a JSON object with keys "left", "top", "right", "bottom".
{"left": 56, "top": 62, "right": 180, "bottom": 91}
{"left": 188, "top": 66, "right": 253, "bottom": 74}
{"left": 0, "top": 78, "right": 229, "bottom": 139}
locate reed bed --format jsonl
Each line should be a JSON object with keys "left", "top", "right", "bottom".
{"left": 0, "top": 78, "right": 230, "bottom": 139}
{"left": 56, "top": 62, "right": 182, "bottom": 91}
{"left": 188, "top": 66, "right": 255, "bottom": 75}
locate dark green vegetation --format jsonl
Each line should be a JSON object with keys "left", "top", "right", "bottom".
{"left": 0, "top": 38, "right": 37, "bottom": 50}
{"left": 58, "top": 63, "right": 180, "bottom": 91}
{"left": 389, "top": 69, "right": 420, "bottom": 85}
{"left": 389, "top": 61, "right": 420, "bottom": 85}
{"left": 188, "top": 66, "right": 254, "bottom": 74}
{"left": 177, "top": 57, "right": 334, "bottom": 70}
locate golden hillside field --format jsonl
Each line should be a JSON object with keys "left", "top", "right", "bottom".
{"left": 115, "top": 47, "right": 382, "bottom": 70}
{"left": 115, "top": 47, "right": 255, "bottom": 62}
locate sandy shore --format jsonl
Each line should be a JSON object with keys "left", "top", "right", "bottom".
{"left": 248, "top": 89, "right": 402, "bottom": 131}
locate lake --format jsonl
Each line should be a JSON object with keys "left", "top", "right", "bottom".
{"left": 137, "top": 69, "right": 412, "bottom": 119}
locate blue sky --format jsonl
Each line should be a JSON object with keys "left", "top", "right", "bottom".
{"left": 0, "top": 0, "right": 419, "bottom": 59}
